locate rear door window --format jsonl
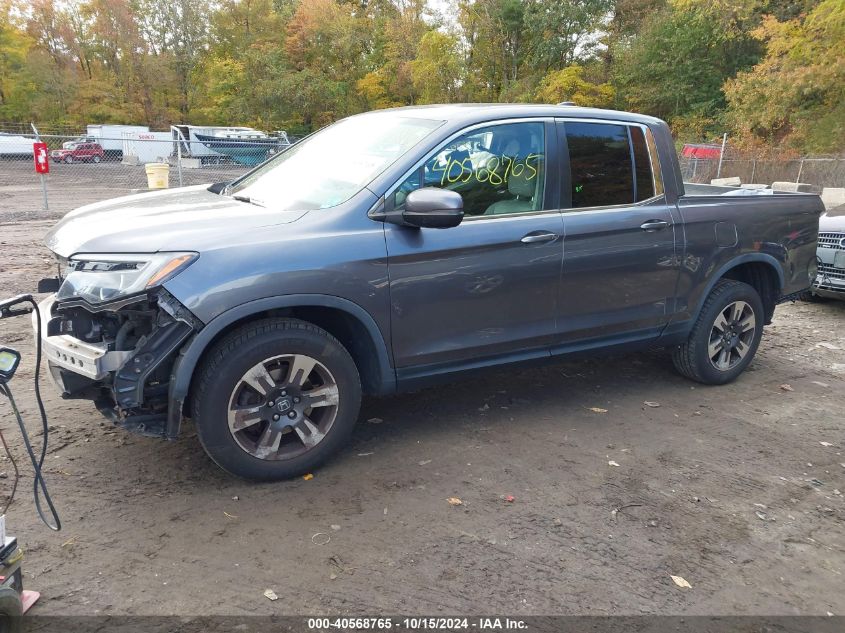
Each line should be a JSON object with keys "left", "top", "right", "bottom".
{"left": 562, "top": 121, "right": 662, "bottom": 208}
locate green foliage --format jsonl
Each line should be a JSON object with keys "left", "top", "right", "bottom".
{"left": 410, "top": 30, "right": 463, "bottom": 103}
{"left": 724, "top": 0, "right": 845, "bottom": 152}
{"left": 535, "top": 65, "right": 614, "bottom": 107}
{"left": 0, "top": 12, "right": 37, "bottom": 119}
{"left": 524, "top": 0, "right": 613, "bottom": 71}
{"left": 612, "top": 0, "right": 763, "bottom": 133}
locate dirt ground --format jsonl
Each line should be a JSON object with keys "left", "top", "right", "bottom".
{"left": 0, "top": 194, "right": 843, "bottom": 616}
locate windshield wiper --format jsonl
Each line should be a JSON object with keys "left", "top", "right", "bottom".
{"left": 232, "top": 194, "right": 266, "bottom": 208}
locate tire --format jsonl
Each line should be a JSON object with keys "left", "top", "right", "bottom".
{"left": 63, "top": 155, "right": 72, "bottom": 164}
{"left": 672, "top": 279, "right": 764, "bottom": 385}
{"left": 92, "top": 155, "right": 101, "bottom": 163}
{"left": 191, "top": 318, "right": 361, "bottom": 481}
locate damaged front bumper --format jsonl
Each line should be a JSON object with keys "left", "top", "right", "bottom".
{"left": 34, "top": 290, "right": 200, "bottom": 438}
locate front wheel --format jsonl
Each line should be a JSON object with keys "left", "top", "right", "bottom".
{"left": 672, "top": 280, "right": 764, "bottom": 385}
{"left": 192, "top": 318, "right": 361, "bottom": 480}
{"left": 63, "top": 155, "right": 72, "bottom": 164}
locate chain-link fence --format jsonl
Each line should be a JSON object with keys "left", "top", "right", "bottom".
{"left": 4, "top": 129, "right": 845, "bottom": 219}
{"left": 679, "top": 156, "right": 845, "bottom": 189}
{"left": 0, "top": 132, "right": 285, "bottom": 218}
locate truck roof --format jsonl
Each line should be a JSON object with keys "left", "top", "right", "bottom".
{"left": 351, "top": 103, "right": 665, "bottom": 127}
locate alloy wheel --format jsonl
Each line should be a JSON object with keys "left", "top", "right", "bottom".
{"left": 707, "top": 300, "right": 756, "bottom": 371}
{"left": 227, "top": 354, "right": 340, "bottom": 460}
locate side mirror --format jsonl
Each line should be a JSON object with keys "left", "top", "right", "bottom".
{"left": 207, "top": 181, "right": 231, "bottom": 194}
{"left": 402, "top": 188, "right": 464, "bottom": 229}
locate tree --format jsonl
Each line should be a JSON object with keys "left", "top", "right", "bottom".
{"left": 458, "top": 0, "right": 529, "bottom": 100}
{"left": 192, "top": 0, "right": 288, "bottom": 128}
{"left": 136, "top": 0, "right": 211, "bottom": 120}
{"left": 524, "top": 0, "right": 614, "bottom": 72}
{"left": 410, "top": 30, "right": 463, "bottom": 103}
{"left": 0, "top": 5, "right": 36, "bottom": 119}
{"left": 284, "top": 0, "right": 374, "bottom": 123}
{"left": 612, "top": 0, "right": 762, "bottom": 137}
{"left": 535, "top": 64, "right": 614, "bottom": 107}
{"left": 725, "top": 0, "right": 845, "bottom": 152}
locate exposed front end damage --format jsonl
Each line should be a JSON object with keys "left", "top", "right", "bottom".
{"left": 37, "top": 289, "right": 200, "bottom": 438}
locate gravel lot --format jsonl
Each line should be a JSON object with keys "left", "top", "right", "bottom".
{"left": 0, "top": 167, "right": 843, "bottom": 617}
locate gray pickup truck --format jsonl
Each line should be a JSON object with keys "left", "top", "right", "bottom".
{"left": 35, "top": 104, "right": 823, "bottom": 480}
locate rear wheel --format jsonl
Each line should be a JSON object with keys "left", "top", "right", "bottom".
{"left": 192, "top": 318, "right": 361, "bottom": 480}
{"left": 672, "top": 280, "right": 764, "bottom": 385}
{"left": 92, "top": 155, "right": 101, "bottom": 163}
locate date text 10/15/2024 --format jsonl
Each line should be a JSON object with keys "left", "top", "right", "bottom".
{"left": 307, "top": 617, "right": 529, "bottom": 630}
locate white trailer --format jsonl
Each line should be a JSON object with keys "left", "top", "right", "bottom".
{"left": 86, "top": 124, "right": 150, "bottom": 159}
{"left": 121, "top": 131, "right": 173, "bottom": 164}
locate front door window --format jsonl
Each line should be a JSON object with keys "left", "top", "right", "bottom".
{"left": 394, "top": 122, "right": 546, "bottom": 217}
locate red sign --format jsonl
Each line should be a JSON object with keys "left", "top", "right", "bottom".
{"left": 33, "top": 142, "right": 49, "bottom": 174}
{"left": 681, "top": 143, "right": 722, "bottom": 159}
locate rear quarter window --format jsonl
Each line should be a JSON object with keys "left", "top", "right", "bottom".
{"left": 630, "top": 126, "right": 655, "bottom": 202}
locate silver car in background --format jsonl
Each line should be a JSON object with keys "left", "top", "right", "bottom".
{"left": 813, "top": 205, "right": 845, "bottom": 299}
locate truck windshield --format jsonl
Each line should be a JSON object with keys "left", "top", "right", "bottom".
{"left": 228, "top": 115, "right": 443, "bottom": 211}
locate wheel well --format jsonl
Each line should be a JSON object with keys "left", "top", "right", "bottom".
{"left": 184, "top": 306, "right": 386, "bottom": 415}
{"left": 721, "top": 262, "right": 780, "bottom": 323}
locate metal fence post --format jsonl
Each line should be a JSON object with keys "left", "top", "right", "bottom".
{"left": 750, "top": 159, "right": 756, "bottom": 184}
{"left": 176, "top": 138, "right": 183, "bottom": 187}
{"left": 796, "top": 159, "right": 804, "bottom": 183}
{"left": 716, "top": 133, "right": 728, "bottom": 179}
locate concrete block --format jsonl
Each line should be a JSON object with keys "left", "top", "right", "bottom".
{"left": 740, "top": 183, "right": 769, "bottom": 190}
{"left": 179, "top": 158, "right": 202, "bottom": 169}
{"left": 121, "top": 154, "right": 140, "bottom": 166}
{"left": 711, "top": 177, "right": 741, "bottom": 186}
{"left": 821, "top": 188, "right": 845, "bottom": 209}
{"left": 771, "top": 181, "right": 816, "bottom": 193}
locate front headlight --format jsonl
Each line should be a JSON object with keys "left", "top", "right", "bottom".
{"left": 56, "top": 252, "right": 198, "bottom": 304}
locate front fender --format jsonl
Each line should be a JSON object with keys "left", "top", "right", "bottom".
{"left": 164, "top": 294, "right": 395, "bottom": 438}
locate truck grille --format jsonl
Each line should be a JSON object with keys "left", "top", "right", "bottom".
{"left": 818, "top": 232, "right": 845, "bottom": 250}
{"left": 818, "top": 263, "right": 845, "bottom": 280}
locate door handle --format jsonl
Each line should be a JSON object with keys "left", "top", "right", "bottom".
{"left": 640, "top": 219, "right": 671, "bottom": 231}
{"left": 520, "top": 231, "right": 558, "bottom": 244}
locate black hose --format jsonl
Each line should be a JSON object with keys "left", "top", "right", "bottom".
{"left": 0, "top": 297, "right": 61, "bottom": 531}
{"left": 0, "top": 427, "right": 19, "bottom": 516}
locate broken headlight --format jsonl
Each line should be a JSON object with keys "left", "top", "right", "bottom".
{"left": 56, "top": 252, "right": 198, "bottom": 304}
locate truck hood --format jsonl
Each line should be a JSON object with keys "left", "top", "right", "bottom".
{"left": 45, "top": 185, "right": 308, "bottom": 257}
